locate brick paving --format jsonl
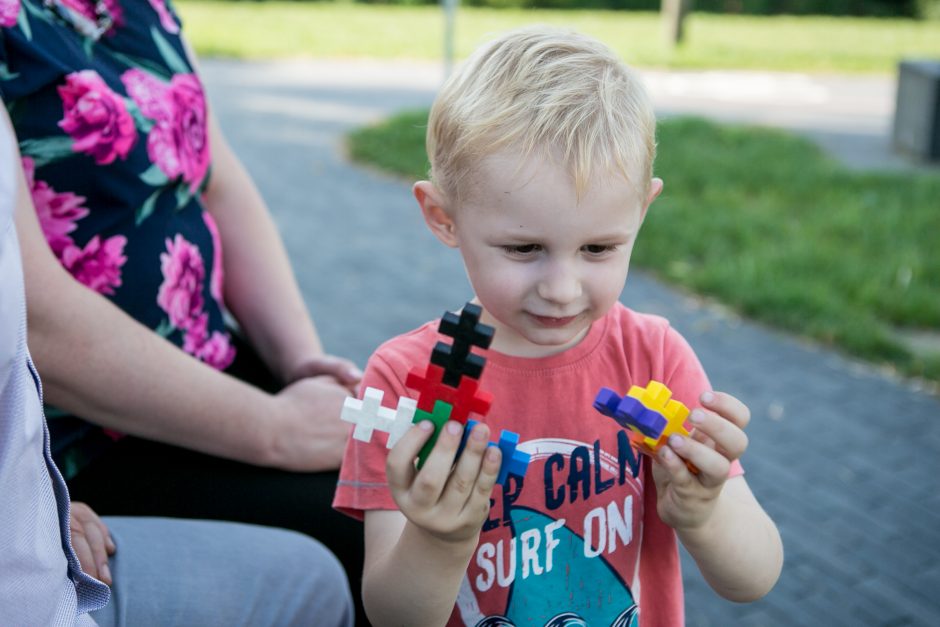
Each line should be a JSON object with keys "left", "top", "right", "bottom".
{"left": 202, "top": 58, "right": 940, "bottom": 627}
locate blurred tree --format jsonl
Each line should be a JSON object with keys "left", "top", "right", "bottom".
{"left": 663, "top": 0, "right": 692, "bottom": 46}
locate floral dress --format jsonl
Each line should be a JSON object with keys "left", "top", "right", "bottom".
{"left": 1, "top": 0, "right": 236, "bottom": 478}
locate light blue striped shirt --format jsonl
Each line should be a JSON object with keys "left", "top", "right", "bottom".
{"left": 1, "top": 119, "right": 110, "bottom": 624}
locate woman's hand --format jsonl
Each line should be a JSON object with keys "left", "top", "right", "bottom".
{"left": 264, "top": 375, "right": 354, "bottom": 471}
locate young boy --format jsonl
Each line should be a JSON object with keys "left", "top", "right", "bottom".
{"left": 334, "top": 26, "right": 783, "bottom": 627}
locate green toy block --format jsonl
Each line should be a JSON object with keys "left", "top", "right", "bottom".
{"left": 414, "top": 399, "right": 454, "bottom": 468}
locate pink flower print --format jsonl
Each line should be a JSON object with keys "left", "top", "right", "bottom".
{"left": 157, "top": 234, "right": 205, "bottom": 330}
{"left": 121, "top": 68, "right": 173, "bottom": 122}
{"left": 58, "top": 70, "right": 137, "bottom": 165}
{"left": 147, "top": 0, "right": 178, "bottom": 34}
{"left": 198, "top": 330, "right": 235, "bottom": 370}
{"left": 163, "top": 73, "right": 209, "bottom": 193}
{"left": 59, "top": 0, "right": 95, "bottom": 21}
{"left": 201, "top": 211, "right": 224, "bottom": 302}
{"left": 22, "top": 157, "right": 90, "bottom": 257}
{"left": 123, "top": 70, "right": 210, "bottom": 193}
{"left": 183, "top": 313, "right": 235, "bottom": 370}
{"left": 58, "top": 0, "right": 124, "bottom": 30}
{"left": 103, "top": 0, "right": 125, "bottom": 29}
{"left": 61, "top": 235, "right": 128, "bottom": 295}
{"left": 0, "top": 0, "right": 20, "bottom": 27}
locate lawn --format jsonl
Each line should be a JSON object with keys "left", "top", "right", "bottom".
{"left": 347, "top": 110, "right": 940, "bottom": 383}
{"left": 177, "top": 1, "right": 940, "bottom": 74}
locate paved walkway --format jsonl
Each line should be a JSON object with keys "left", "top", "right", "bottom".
{"left": 202, "top": 58, "right": 940, "bottom": 626}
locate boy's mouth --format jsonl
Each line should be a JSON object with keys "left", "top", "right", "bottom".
{"left": 529, "top": 313, "right": 579, "bottom": 328}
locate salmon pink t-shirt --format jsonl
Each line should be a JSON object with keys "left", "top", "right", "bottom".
{"left": 334, "top": 302, "right": 743, "bottom": 627}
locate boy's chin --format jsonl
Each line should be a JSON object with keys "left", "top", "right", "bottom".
{"left": 494, "top": 324, "right": 590, "bottom": 358}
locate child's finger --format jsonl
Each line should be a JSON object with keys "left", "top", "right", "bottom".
{"left": 688, "top": 407, "right": 749, "bottom": 461}
{"left": 408, "top": 420, "right": 466, "bottom": 507}
{"left": 666, "top": 434, "right": 730, "bottom": 489}
{"left": 386, "top": 421, "right": 435, "bottom": 494}
{"left": 656, "top": 441, "right": 695, "bottom": 486}
{"left": 461, "top": 444, "right": 502, "bottom": 523}
{"left": 440, "top": 422, "right": 491, "bottom": 511}
{"left": 700, "top": 391, "right": 751, "bottom": 429}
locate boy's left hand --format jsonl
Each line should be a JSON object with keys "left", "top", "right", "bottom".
{"left": 651, "top": 390, "right": 750, "bottom": 532}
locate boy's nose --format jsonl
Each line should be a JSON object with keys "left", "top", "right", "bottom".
{"left": 536, "top": 265, "right": 582, "bottom": 306}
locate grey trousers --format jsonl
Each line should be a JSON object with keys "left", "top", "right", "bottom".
{"left": 89, "top": 517, "right": 354, "bottom": 627}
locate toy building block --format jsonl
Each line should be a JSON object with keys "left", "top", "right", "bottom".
{"left": 458, "top": 419, "right": 530, "bottom": 486}
{"left": 431, "top": 303, "right": 495, "bottom": 386}
{"left": 593, "top": 381, "right": 693, "bottom": 463}
{"left": 413, "top": 399, "right": 455, "bottom": 468}
{"left": 406, "top": 363, "right": 493, "bottom": 423}
{"left": 341, "top": 387, "right": 417, "bottom": 448}
{"left": 593, "top": 387, "right": 667, "bottom": 439}
{"left": 495, "top": 430, "right": 531, "bottom": 486}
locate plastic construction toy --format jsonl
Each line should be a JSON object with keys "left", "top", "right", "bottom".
{"left": 431, "top": 303, "right": 494, "bottom": 387}
{"left": 341, "top": 301, "right": 529, "bottom": 485}
{"left": 341, "top": 387, "right": 417, "bottom": 448}
{"left": 593, "top": 381, "right": 695, "bottom": 466}
{"left": 458, "top": 419, "right": 531, "bottom": 486}
{"left": 406, "top": 363, "right": 493, "bottom": 423}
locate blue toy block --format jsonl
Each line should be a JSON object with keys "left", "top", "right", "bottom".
{"left": 454, "top": 419, "right": 529, "bottom": 486}
{"left": 495, "top": 430, "right": 530, "bottom": 486}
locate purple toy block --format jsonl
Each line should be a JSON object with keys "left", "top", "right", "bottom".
{"left": 592, "top": 387, "right": 667, "bottom": 439}
{"left": 593, "top": 387, "right": 622, "bottom": 417}
{"left": 616, "top": 396, "right": 667, "bottom": 439}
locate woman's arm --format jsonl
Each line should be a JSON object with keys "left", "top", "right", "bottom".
{"left": 11, "top": 121, "right": 348, "bottom": 470}
{"left": 15, "top": 156, "right": 266, "bottom": 464}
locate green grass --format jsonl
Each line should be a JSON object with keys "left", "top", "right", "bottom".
{"left": 347, "top": 110, "right": 940, "bottom": 383}
{"left": 177, "top": 2, "right": 940, "bottom": 73}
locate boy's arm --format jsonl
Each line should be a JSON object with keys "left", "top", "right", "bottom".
{"left": 654, "top": 391, "right": 783, "bottom": 602}
{"left": 361, "top": 420, "right": 501, "bottom": 627}
{"left": 676, "top": 477, "right": 783, "bottom": 602}
{"left": 364, "top": 511, "right": 476, "bottom": 627}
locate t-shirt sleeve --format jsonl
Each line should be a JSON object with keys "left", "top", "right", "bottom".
{"left": 661, "top": 325, "right": 744, "bottom": 478}
{"left": 333, "top": 351, "right": 412, "bottom": 520}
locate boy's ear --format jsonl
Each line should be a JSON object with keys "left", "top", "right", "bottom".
{"left": 640, "top": 177, "right": 664, "bottom": 221}
{"left": 414, "top": 180, "right": 458, "bottom": 248}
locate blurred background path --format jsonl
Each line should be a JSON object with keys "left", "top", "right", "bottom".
{"left": 202, "top": 59, "right": 940, "bottom": 626}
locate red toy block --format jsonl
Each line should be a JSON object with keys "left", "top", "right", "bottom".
{"left": 405, "top": 363, "right": 493, "bottom": 423}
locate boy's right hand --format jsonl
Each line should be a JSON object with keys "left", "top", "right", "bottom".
{"left": 387, "top": 420, "right": 502, "bottom": 545}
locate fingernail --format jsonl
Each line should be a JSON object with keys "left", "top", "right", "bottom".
{"left": 669, "top": 434, "right": 684, "bottom": 448}
{"left": 701, "top": 391, "right": 714, "bottom": 404}
{"left": 486, "top": 447, "right": 500, "bottom": 462}
{"left": 690, "top": 409, "right": 705, "bottom": 424}
{"left": 418, "top": 421, "right": 433, "bottom": 431}
{"left": 472, "top": 425, "right": 488, "bottom": 440}
{"left": 446, "top": 421, "right": 462, "bottom": 435}
{"left": 348, "top": 367, "right": 363, "bottom": 379}
{"left": 101, "top": 564, "right": 111, "bottom": 583}
{"left": 659, "top": 446, "right": 673, "bottom": 461}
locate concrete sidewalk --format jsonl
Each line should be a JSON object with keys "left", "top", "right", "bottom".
{"left": 201, "top": 58, "right": 940, "bottom": 626}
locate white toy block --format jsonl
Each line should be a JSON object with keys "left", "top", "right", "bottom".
{"left": 386, "top": 396, "right": 417, "bottom": 448}
{"left": 341, "top": 387, "right": 418, "bottom": 447}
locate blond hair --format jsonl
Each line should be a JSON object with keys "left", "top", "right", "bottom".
{"left": 427, "top": 25, "right": 656, "bottom": 205}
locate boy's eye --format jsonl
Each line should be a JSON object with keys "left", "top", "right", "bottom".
{"left": 583, "top": 244, "right": 616, "bottom": 255}
{"left": 504, "top": 244, "right": 541, "bottom": 255}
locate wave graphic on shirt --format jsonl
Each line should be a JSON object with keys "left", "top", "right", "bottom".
{"left": 468, "top": 507, "right": 638, "bottom": 627}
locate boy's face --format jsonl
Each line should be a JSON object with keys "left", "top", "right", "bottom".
{"left": 417, "top": 151, "right": 661, "bottom": 358}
